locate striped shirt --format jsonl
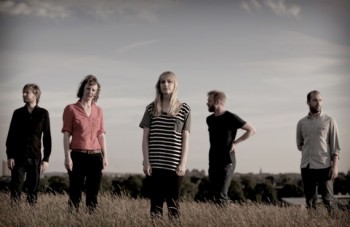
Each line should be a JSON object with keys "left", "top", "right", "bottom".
{"left": 139, "top": 102, "right": 191, "bottom": 172}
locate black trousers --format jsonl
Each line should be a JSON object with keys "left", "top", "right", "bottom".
{"left": 208, "top": 163, "right": 235, "bottom": 206}
{"left": 68, "top": 151, "right": 103, "bottom": 211}
{"left": 149, "top": 169, "right": 183, "bottom": 219}
{"left": 301, "top": 166, "right": 336, "bottom": 212}
{"left": 10, "top": 158, "right": 41, "bottom": 205}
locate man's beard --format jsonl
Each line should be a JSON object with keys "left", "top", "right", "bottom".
{"left": 208, "top": 105, "right": 215, "bottom": 112}
{"left": 310, "top": 106, "right": 321, "bottom": 114}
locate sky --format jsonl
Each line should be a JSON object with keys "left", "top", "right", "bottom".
{"left": 0, "top": 0, "right": 349, "bottom": 175}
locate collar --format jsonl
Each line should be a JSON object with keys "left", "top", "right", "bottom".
{"left": 307, "top": 111, "right": 324, "bottom": 119}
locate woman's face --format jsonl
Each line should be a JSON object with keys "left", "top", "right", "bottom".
{"left": 83, "top": 83, "right": 98, "bottom": 101}
{"left": 159, "top": 76, "right": 175, "bottom": 95}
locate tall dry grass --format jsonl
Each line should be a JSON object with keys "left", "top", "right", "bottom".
{"left": 0, "top": 192, "right": 349, "bottom": 227}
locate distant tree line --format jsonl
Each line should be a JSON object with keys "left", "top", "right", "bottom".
{"left": 0, "top": 169, "right": 349, "bottom": 205}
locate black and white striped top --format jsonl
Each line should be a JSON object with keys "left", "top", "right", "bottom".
{"left": 139, "top": 102, "right": 191, "bottom": 172}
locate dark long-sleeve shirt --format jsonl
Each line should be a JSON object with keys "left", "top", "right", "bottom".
{"left": 6, "top": 105, "right": 52, "bottom": 162}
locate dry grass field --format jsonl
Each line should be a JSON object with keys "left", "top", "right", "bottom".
{"left": 0, "top": 192, "right": 349, "bottom": 227}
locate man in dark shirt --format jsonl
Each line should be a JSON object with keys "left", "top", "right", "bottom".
{"left": 206, "top": 90, "right": 256, "bottom": 206}
{"left": 6, "top": 83, "right": 52, "bottom": 205}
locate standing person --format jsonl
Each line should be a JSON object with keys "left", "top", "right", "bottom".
{"left": 139, "top": 71, "right": 191, "bottom": 219}
{"left": 62, "top": 75, "right": 108, "bottom": 212}
{"left": 296, "top": 90, "right": 340, "bottom": 214}
{"left": 206, "top": 90, "right": 256, "bottom": 206}
{"left": 6, "top": 83, "right": 52, "bottom": 205}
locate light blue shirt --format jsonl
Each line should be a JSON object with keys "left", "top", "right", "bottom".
{"left": 296, "top": 112, "right": 340, "bottom": 169}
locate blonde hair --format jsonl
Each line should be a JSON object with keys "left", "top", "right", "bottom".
{"left": 153, "top": 71, "right": 181, "bottom": 116}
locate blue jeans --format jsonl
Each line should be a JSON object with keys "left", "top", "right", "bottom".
{"left": 149, "top": 168, "right": 183, "bottom": 219}
{"left": 301, "top": 166, "right": 336, "bottom": 212}
{"left": 209, "top": 153, "right": 236, "bottom": 206}
{"left": 10, "top": 158, "right": 41, "bottom": 205}
{"left": 68, "top": 151, "right": 103, "bottom": 212}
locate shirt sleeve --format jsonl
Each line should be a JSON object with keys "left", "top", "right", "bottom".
{"left": 62, "top": 105, "right": 73, "bottom": 133}
{"left": 42, "top": 109, "right": 52, "bottom": 162}
{"left": 6, "top": 110, "right": 17, "bottom": 159}
{"left": 183, "top": 104, "right": 191, "bottom": 132}
{"left": 296, "top": 120, "right": 304, "bottom": 151}
{"left": 139, "top": 104, "right": 153, "bottom": 129}
{"left": 329, "top": 118, "right": 341, "bottom": 156}
{"left": 97, "top": 107, "right": 106, "bottom": 136}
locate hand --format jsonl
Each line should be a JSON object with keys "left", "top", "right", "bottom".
{"left": 7, "top": 159, "right": 15, "bottom": 170}
{"left": 231, "top": 143, "right": 237, "bottom": 153}
{"left": 176, "top": 164, "right": 186, "bottom": 176}
{"left": 65, "top": 157, "right": 73, "bottom": 171}
{"left": 329, "top": 166, "right": 338, "bottom": 181}
{"left": 40, "top": 161, "right": 49, "bottom": 173}
{"left": 143, "top": 161, "right": 152, "bottom": 176}
{"left": 102, "top": 156, "right": 108, "bottom": 171}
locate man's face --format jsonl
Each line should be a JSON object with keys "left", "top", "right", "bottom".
{"left": 207, "top": 95, "right": 216, "bottom": 112}
{"left": 23, "top": 88, "right": 37, "bottom": 104}
{"left": 307, "top": 93, "right": 322, "bottom": 114}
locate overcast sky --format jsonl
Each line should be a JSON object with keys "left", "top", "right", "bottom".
{"left": 1, "top": 0, "right": 349, "bottom": 175}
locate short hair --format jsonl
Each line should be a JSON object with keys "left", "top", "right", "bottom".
{"left": 77, "top": 75, "right": 101, "bottom": 102}
{"left": 23, "top": 83, "right": 41, "bottom": 104}
{"left": 207, "top": 90, "right": 226, "bottom": 104}
{"left": 307, "top": 90, "right": 320, "bottom": 102}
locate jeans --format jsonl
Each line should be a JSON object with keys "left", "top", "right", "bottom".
{"left": 68, "top": 151, "right": 103, "bottom": 212}
{"left": 209, "top": 153, "right": 236, "bottom": 206}
{"left": 301, "top": 166, "right": 336, "bottom": 212}
{"left": 149, "top": 168, "right": 183, "bottom": 219}
{"left": 10, "top": 158, "right": 41, "bottom": 205}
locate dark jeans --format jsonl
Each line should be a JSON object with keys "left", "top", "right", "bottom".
{"left": 301, "top": 166, "right": 336, "bottom": 212}
{"left": 149, "top": 168, "right": 183, "bottom": 219}
{"left": 209, "top": 154, "right": 236, "bottom": 206}
{"left": 10, "top": 158, "right": 41, "bottom": 205}
{"left": 68, "top": 151, "right": 103, "bottom": 212}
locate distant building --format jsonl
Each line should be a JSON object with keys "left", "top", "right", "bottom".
{"left": 2, "top": 160, "right": 11, "bottom": 177}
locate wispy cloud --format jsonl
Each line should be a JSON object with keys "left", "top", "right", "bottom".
{"left": 0, "top": 0, "right": 177, "bottom": 22}
{"left": 116, "top": 40, "right": 160, "bottom": 54}
{"left": 0, "top": 0, "right": 70, "bottom": 18}
{"left": 241, "top": 0, "right": 301, "bottom": 18}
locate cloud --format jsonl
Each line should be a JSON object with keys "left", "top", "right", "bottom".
{"left": 0, "top": 0, "right": 177, "bottom": 22}
{"left": 0, "top": 0, "right": 70, "bottom": 18}
{"left": 241, "top": 0, "right": 301, "bottom": 17}
{"left": 116, "top": 40, "right": 160, "bottom": 54}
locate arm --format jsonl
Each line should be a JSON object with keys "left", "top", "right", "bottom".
{"left": 98, "top": 133, "right": 108, "bottom": 170}
{"left": 63, "top": 132, "right": 72, "bottom": 171}
{"left": 177, "top": 130, "right": 190, "bottom": 176}
{"left": 329, "top": 154, "right": 339, "bottom": 180}
{"left": 231, "top": 123, "right": 256, "bottom": 151}
{"left": 142, "top": 128, "right": 151, "bottom": 176}
{"left": 329, "top": 119, "right": 340, "bottom": 180}
{"left": 6, "top": 111, "right": 17, "bottom": 170}
{"left": 41, "top": 111, "right": 52, "bottom": 173}
{"left": 296, "top": 122, "right": 304, "bottom": 151}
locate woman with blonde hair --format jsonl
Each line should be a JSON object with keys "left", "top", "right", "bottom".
{"left": 139, "top": 71, "right": 191, "bottom": 219}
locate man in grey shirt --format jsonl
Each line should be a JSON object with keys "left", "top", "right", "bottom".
{"left": 296, "top": 90, "right": 340, "bottom": 214}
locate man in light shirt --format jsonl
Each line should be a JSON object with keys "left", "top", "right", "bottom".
{"left": 296, "top": 90, "right": 340, "bottom": 214}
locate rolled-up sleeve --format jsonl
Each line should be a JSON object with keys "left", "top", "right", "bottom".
{"left": 329, "top": 118, "right": 341, "bottom": 157}
{"left": 62, "top": 105, "right": 73, "bottom": 133}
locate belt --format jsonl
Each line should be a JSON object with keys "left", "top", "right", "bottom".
{"left": 72, "top": 149, "right": 102, "bottom": 154}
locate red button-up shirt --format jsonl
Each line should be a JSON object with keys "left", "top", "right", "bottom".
{"left": 62, "top": 101, "right": 105, "bottom": 150}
